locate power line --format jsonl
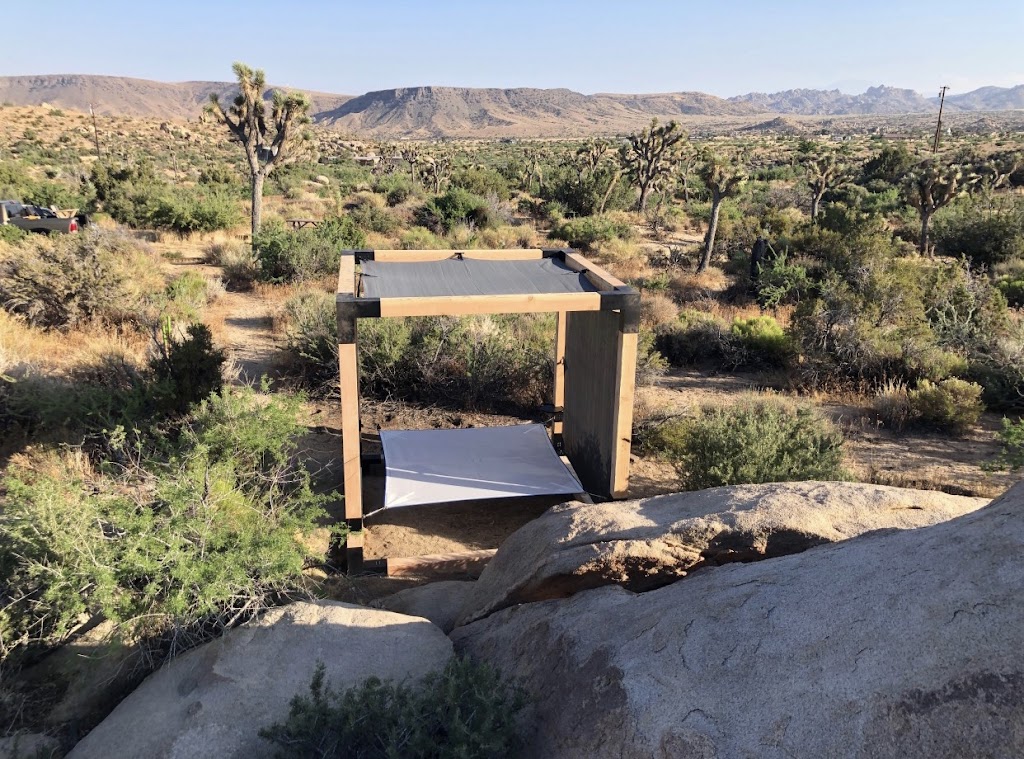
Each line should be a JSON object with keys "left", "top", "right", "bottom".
{"left": 932, "top": 86, "right": 949, "bottom": 154}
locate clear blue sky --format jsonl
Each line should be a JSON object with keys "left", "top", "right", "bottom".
{"left": 3, "top": 0, "right": 1021, "bottom": 96}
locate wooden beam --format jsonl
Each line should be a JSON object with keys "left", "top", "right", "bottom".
{"left": 377, "top": 291, "right": 602, "bottom": 318}
{"left": 610, "top": 331, "right": 638, "bottom": 498}
{"left": 386, "top": 549, "right": 497, "bottom": 578}
{"left": 562, "top": 251, "right": 629, "bottom": 292}
{"left": 369, "top": 248, "right": 545, "bottom": 262}
{"left": 337, "top": 252, "right": 355, "bottom": 295}
{"left": 338, "top": 342, "right": 363, "bottom": 522}
{"left": 553, "top": 311, "right": 567, "bottom": 436}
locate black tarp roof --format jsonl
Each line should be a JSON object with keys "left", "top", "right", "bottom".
{"left": 359, "top": 257, "right": 598, "bottom": 299}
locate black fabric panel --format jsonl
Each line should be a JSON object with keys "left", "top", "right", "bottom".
{"left": 359, "top": 258, "right": 598, "bottom": 299}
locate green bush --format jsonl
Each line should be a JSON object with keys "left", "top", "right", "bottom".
{"left": 933, "top": 198, "right": 1024, "bottom": 269}
{"left": 279, "top": 293, "right": 552, "bottom": 412}
{"left": 282, "top": 291, "right": 339, "bottom": 394}
{"left": 399, "top": 227, "right": 448, "bottom": 250}
{"left": 753, "top": 252, "right": 811, "bottom": 308}
{"left": 0, "top": 224, "right": 27, "bottom": 245}
{"left": 996, "top": 271, "right": 1024, "bottom": 308}
{"left": 989, "top": 417, "right": 1024, "bottom": 471}
{"left": 908, "top": 378, "right": 984, "bottom": 435}
{"left": 147, "top": 188, "right": 243, "bottom": 235}
{"left": 415, "top": 188, "right": 495, "bottom": 234}
{"left": 654, "top": 312, "right": 729, "bottom": 367}
{"left": 259, "top": 657, "right": 527, "bottom": 759}
{"left": 451, "top": 166, "right": 512, "bottom": 200}
{"left": 148, "top": 323, "right": 225, "bottom": 416}
{"left": 549, "top": 214, "right": 634, "bottom": 251}
{"left": 164, "top": 271, "right": 211, "bottom": 321}
{"left": 254, "top": 217, "right": 366, "bottom": 282}
{"left": 0, "top": 386, "right": 335, "bottom": 666}
{"left": 647, "top": 398, "right": 846, "bottom": 490}
{"left": 729, "top": 316, "right": 791, "bottom": 368}
{"left": 349, "top": 197, "right": 400, "bottom": 235}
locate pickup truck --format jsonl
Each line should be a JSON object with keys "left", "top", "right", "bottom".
{"left": 1, "top": 200, "right": 86, "bottom": 234}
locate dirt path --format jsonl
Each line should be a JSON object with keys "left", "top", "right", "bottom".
{"left": 204, "top": 287, "right": 280, "bottom": 384}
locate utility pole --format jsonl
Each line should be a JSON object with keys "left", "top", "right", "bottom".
{"left": 89, "top": 104, "right": 102, "bottom": 160}
{"left": 932, "top": 86, "right": 949, "bottom": 154}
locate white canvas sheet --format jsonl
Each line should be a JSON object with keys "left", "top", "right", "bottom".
{"left": 379, "top": 424, "right": 583, "bottom": 508}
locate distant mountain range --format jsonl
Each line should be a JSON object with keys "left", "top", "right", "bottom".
{"left": 1, "top": 75, "right": 1021, "bottom": 138}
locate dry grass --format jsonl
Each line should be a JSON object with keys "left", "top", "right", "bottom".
{"left": 640, "top": 292, "right": 679, "bottom": 330}
{"left": 0, "top": 311, "right": 151, "bottom": 379}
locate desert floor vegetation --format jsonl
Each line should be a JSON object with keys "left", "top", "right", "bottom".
{"left": 1, "top": 101, "right": 1023, "bottom": 749}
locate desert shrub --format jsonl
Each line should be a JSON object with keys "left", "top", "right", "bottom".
{"left": 905, "top": 378, "right": 984, "bottom": 435}
{"left": 988, "top": 417, "right": 1024, "bottom": 471}
{"left": 0, "top": 224, "right": 27, "bottom": 245}
{"left": 549, "top": 214, "right": 634, "bottom": 251}
{"left": 372, "top": 174, "right": 420, "bottom": 206}
{"left": 4, "top": 324, "right": 224, "bottom": 440}
{"left": 451, "top": 166, "right": 512, "bottom": 200}
{"left": 654, "top": 312, "right": 729, "bottom": 367}
{"left": 260, "top": 657, "right": 527, "bottom": 759}
{"left": 753, "top": 252, "right": 812, "bottom": 308}
{"left": 282, "top": 291, "right": 339, "bottom": 394}
{"left": 729, "top": 316, "right": 791, "bottom": 368}
{"left": 968, "top": 335, "right": 1024, "bottom": 413}
{"left": 997, "top": 271, "right": 1024, "bottom": 308}
{"left": 541, "top": 165, "right": 634, "bottom": 217}
{"left": 0, "top": 386, "right": 334, "bottom": 667}
{"left": 348, "top": 193, "right": 400, "bottom": 234}
{"left": 0, "top": 230, "right": 159, "bottom": 329}
{"left": 207, "top": 240, "right": 259, "bottom": 290}
{"left": 640, "top": 292, "right": 679, "bottom": 330}
{"left": 416, "top": 188, "right": 496, "bottom": 234}
{"left": 924, "top": 261, "right": 1010, "bottom": 353}
{"left": 932, "top": 197, "right": 1024, "bottom": 269}
{"left": 788, "top": 257, "right": 980, "bottom": 389}
{"left": 647, "top": 398, "right": 846, "bottom": 490}
{"left": 279, "top": 296, "right": 551, "bottom": 412}
{"left": 636, "top": 329, "right": 668, "bottom": 386}
{"left": 164, "top": 271, "right": 211, "bottom": 321}
{"left": 148, "top": 323, "right": 225, "bottom": 416}
{"left": 147, "top": 188, "right": 243, "bottom": 235}
{"left": 399, "top": 227, "right": 448, "bottom": 250}
{"left": 254, "top": 217, "right": 366, "bottom": 282}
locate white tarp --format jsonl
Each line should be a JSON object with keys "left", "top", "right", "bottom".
{"left": 378, "top": 424, "right": 583, "bottom": 509}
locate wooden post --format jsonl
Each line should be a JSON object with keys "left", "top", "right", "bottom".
{"left": 337, "top": 254, "right": 364, "bottom": 572}
{"left": 553, "top": 311, "right": 567, "bottom": 438}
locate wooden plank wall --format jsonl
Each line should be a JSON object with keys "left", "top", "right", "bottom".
{"left": 563, "top": 310, "right": 633, "bottom": 498}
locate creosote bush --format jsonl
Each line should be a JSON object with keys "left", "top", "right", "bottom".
{"left": 988, "top": 417, "right": 1024, "bottom": 471}
{"left": 259, "top": 657, "right": 527, "bottom": 759}
{"left": 0, "top": 229, "right": 161, "bottom": 330}
{"left": 646, "top": 398, "right": 846, "bottom": 490}
{"left": 254, "top": 217, "right": 366, "bottom": 282}
{"left": 0, "top": 386, "right": 336, "bottom": 668}
{"left": 908, "top": 378, "right": 984, "bottom": 435}
{"left": 549, "top": 214, "right": 635, "bottom": 251}
{"left": 280, "top": 291, "right": 554, "bottom": 413}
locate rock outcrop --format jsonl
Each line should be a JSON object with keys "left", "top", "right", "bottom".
{"left": 69, "top": 602, "right": 452, "bottom": 759}
{"left": 449, "top": 482, "right": 987, "bottom": 627}
{"left": 376, "top": 580, "right": 475, "bottom": 634}
{"left": 452, "top": 482, "right": 1024, "bottom": 758}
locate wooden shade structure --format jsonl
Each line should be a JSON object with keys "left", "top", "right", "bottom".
{"left": 337, "top": 248, "right": 639, "bottom": 574}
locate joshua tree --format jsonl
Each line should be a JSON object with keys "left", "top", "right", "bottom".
{"left": 207, "top": 62, "right": 310, "bottom": 237}
{"left": 400, "top": 146, "right": 420, "bottom": 184}
{"left": 903, "top": 159, "right": 968, "bottom": 256}
{"left": 695, "top": 152, "right": 747, "bottom": 273}
{"left": 620, "top": 119, "right": 686, "bottom": 212}
{"left": 804, "top": 150, "right": 849, "bottom": 221}
{"left": 420, "top": 151, "right": 453, "bottom": 194}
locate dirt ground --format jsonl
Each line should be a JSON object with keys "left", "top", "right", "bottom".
{"left": 175, "top": 250, "right": 1019, "bottom": 579}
